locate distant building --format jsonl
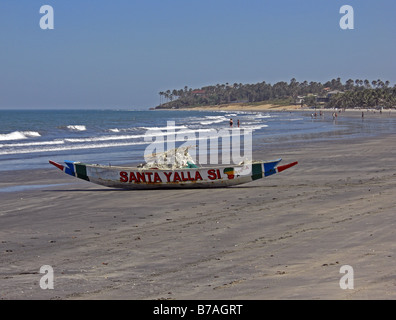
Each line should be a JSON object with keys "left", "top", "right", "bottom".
{"left": 315, "top": 90, "right": 344, "bottom": 104}
{"left": 327, "top": 90, "right": 344, "bottom": 98}
{"left": 295, "top": 96, "right": 304, "bottom": 105}
{"left": 316, "top": 96, "right": 329, "bottom": 103}
{"left": 191, "top": 90, "right": 206, "bottom": 96}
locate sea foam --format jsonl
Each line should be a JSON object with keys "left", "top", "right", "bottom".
{"left": 0, "top": 131, "right": 41, "bottom": 141}
{"left": 67, "top": 125, "right": 86, "bottom": 131}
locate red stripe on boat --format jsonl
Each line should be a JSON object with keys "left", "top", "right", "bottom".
{"left": 49, "top": 160, "right": 64, "bottom": 171}
{"left": 277, "top": 161, "right": 298, "bottom": 173}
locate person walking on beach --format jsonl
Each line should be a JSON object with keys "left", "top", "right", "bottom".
{"left": 237, "top": 119, "right": 240, "bottom": 128}
{"left": 229, "top": 118, "right": 233, "bottom": 127}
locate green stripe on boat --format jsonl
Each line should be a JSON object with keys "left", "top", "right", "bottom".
{"left": 251, "top": 163, "right": 263, "bottom": 180}
{"left": 75, "top": 163, "right": 90, "bottom": 181}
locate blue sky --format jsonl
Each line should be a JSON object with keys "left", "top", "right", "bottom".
{"left": 0, "top": 0, "right": 395, "bottom": 109}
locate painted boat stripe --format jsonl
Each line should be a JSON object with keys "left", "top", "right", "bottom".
{"left": 49, "top": 160, "right": 64, "bottom": 171}
{"left": 75, "top": 163, "right": 90, "bottom": 181}
{"left": 277, "top": 161, "right": 298, "bottom": 173}
{"left": 251, "top": 163, "right": 263, "bottom": 180}
{"left": 64, "top": 161, "right": 75, "bottom": 176}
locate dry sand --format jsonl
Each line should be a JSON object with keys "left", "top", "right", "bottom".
{"left": 177, "top": 102, "right": 396, "bottom": 113}
{"left": 178, "top": 103, "right": 303, "bottom": 112}
{"left": 1, "top": 120, "right": 396, "bottom": 300}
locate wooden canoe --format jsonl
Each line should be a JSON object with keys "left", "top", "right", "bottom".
{"left": 49, "top": 158, "right": 298, "bottom": 190}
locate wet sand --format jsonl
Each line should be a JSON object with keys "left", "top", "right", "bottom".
{"left": 1, "top": 126, "right": 396, "bottom": 299}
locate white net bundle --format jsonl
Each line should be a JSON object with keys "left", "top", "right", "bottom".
{"left": 141, "top": 146, "right": 198, "bottom": 170}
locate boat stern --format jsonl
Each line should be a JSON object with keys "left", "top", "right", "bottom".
{"left": 49, "top": 160, "right": 90, "bottom": 181}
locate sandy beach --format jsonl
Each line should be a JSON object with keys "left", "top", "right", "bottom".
{"left": 177, "top": 103, "right": 303, "bottom": 112}
{"left": 1, "top": 113, "right": 396, "bottom": 300}
{"left": 177, "top": 102, "right": 396, "bottom": 114}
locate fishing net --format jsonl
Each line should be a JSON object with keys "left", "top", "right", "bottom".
{"left": 140, "top": 146, "right": 198, "bottom": 170}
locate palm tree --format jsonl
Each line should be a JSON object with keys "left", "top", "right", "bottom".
{"left": 345, "top": 79, "right": 355, "bottom": 90}
{"left": 159, "top": 91, "right": 164, "bottom": 105}
{"left": 172, "top": 89, "right": 178, "bottom": 101}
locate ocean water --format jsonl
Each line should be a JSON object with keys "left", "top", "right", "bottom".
{"left": 0, "top": 109, "right": 395, "bottom": 172}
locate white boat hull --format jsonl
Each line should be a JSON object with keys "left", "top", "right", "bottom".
{"left": 49, "top": 159, "right": 298, "bottom": 190}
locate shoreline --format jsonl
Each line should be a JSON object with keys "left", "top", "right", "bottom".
{"left": 160, "top": 102, "right": 396, "bottom": 114}
{"left": 1, "top": 132, "right": 396, "bottom": 299}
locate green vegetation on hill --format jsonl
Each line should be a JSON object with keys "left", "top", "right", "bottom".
{"left": 156, "top": 78, "right": 396, "bottom": 109}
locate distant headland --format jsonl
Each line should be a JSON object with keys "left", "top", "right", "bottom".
{"left": 154, "top": 78, "right": 396, "bottom": 111}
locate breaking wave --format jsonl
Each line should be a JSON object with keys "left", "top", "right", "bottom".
{"left": 66, "top": 125, "right": 86, "bottom": 131}
{"left": 0, "top": 131, "right": 41, "bottom": 141}
{"left": 200, "top": 115, "right": 229, "bottom": 125}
